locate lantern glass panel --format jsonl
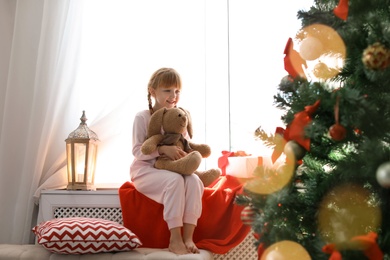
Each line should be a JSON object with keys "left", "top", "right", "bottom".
{"left": 74, "top": 142, "right": 87, "bottom": 182}
{"left": 87, "top": 142, "right": 98, "bottom": 183}
{"left": 66, "top": 142, "right": 73, "bottom": 183}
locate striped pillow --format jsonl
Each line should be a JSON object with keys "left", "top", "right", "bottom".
{"left": 32, "top": 217, "right": 142, "bottom": 254}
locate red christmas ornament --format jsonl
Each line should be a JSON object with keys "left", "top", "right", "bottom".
{"left": 329, "top": 123, "right": 347, "bottom": 141}
{"left": 241, "top": 206, "right": 256, "bottom": 226}
{"left": 329, "top": 95, "right": 347, "bottom": 141}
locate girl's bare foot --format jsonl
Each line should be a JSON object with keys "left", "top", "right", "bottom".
{"left": 169, "top": 239, "right": 189, "bottom": 255}
{"left": 184, "top": 240, "right": 200, "bottom": 254}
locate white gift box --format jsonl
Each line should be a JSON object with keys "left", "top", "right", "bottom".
{"left": 226, "top": 156, "right": 265, "bottom": 178}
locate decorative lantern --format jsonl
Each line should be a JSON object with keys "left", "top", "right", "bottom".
{"left": 66, "top": 111, "right": 99, "bottom": 190}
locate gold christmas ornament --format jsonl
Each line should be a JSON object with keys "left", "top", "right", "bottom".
{"left": 317, "top": 183, "right": 381, "bottom": 245}
{"left": 284, "top": 140, "right": 306, "bottom": 161}
{"left": 245, "top": 164, "right": 294, "bottom": 195}
{"left": 296, "top": 23, "right": 346, "bottom": 80}
{"left": 299, "top": 36, "right": 324, "bottom": 61}
{"left": 362, "top": 42, "right": 390, "bottom": 70}
{"left": 260, "top": 240, "right": 311, "bottom": 260}
{"left": 313, "top": 62, "right": 341, "bottom": 80}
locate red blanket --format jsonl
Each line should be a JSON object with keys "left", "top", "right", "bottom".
{"left": 118, "top": 175, "right": 251, "bottom": 254}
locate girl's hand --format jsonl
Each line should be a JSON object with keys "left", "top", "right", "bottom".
{"left": 158, "top": 145, "right": 187, "bottom": 160}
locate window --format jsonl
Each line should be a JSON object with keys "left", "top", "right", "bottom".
{"left": 75, "top": 0, "right": 313, "bottom": 185}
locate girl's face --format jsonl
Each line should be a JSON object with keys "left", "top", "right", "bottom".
{"left": 151, "top": 85, "right": 181, "bottom": 110}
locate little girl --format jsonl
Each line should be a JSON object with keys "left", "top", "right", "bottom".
{"left": 130, "top": 68, "right": 204, "bottom": 255}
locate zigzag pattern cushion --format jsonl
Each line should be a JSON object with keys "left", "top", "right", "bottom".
{"left": 32, "top": 217, "right": 142, "bottom": 254}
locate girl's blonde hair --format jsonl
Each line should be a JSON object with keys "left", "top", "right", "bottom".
{"left": 147, "top": 68, "right": 182, "bottom": 115}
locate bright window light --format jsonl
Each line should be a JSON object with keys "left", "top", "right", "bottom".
{"left": 75, "top": 0, "right": 313, "bottom": 186}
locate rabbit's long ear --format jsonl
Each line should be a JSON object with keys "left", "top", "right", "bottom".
{"left": 180, "top": 107, "right": 193, "bottom": 139}
{"left": 148, "top": 108, "right": 166, "bottom": 137}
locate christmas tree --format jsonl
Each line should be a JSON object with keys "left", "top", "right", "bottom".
{"left": 236, "top": 0, "right": 390, "bottom": 259}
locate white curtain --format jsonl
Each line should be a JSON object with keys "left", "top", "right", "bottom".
{"left": 0, "top": 0, "right": 211, "bottom": 244}
{"left": 0, "top": 0, "right": 313, "bottom": 244}
{"left": 0, "top": 0, "right": 83, "bottom": 243}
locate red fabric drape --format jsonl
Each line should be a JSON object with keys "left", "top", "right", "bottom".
{"left": 119, "top": 175, "right": 251, "bottom": 254}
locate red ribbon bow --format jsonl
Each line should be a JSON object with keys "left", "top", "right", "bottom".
{"left": 218, "top": 151, "right": 253, "bottom": 176}
{"left": 322, "top": 232, "right": 383, "bottom": 260}
{"left": 322, "top": 243, "right": 343, "bottom": 260}
{"left": 271, "top": 100, "right": 320, "bottom": 163}
{"left": 284, "top": 37, "right": 307, "bottom": 79}
{"left": 217, "top": 151, "right": 235, "bottom": 176}
{"left": 333, "top": 0, "right": 349, "bottom": 21}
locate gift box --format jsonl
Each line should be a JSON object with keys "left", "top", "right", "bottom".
{"left": 225, "top": 156, "right": 263, "bottom": 178}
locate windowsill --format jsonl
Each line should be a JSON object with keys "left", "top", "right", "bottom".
{"left": 43, "top": 183, "right": 125, "bottom": 193}
{"left": 94, "top": 183, "right": 123, "bottom": 189}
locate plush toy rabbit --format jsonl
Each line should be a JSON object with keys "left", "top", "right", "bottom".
{"left": 141, "top": 107, "right": 220, "bottom": 186}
